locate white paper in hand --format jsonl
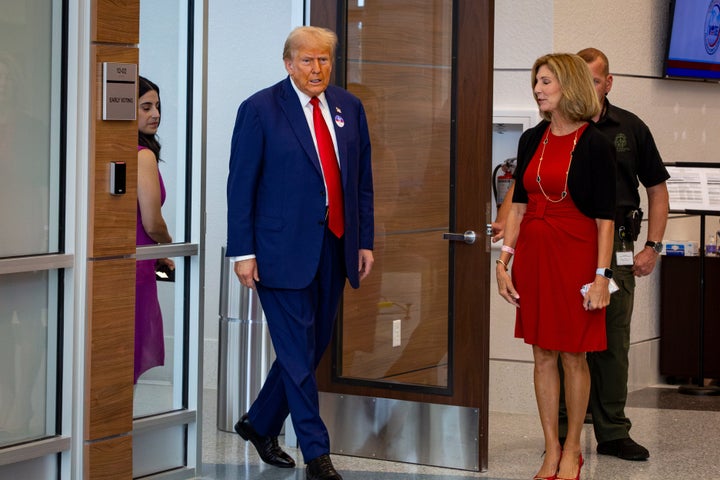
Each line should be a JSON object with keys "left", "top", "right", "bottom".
{"left": 580, "top": 278, "right": 619, "bottom": 297}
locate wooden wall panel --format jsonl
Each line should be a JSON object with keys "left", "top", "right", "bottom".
{"left": 84, "top": 435, "right": 133, "bottom": 480}
{"left": 89, "top": 45, "right": 138, "bottom": 258}
{"left": 92, "top": 0, "right": 140, "bottom": 44}
{"left": 85, "top": 258, "right": 135, "bottom": 440}
{"left": 85, "top": 2, "right": 139, "bottom": 478}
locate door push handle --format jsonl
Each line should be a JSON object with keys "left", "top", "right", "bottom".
{"left": 442, "top": 230, "right": 476, "bottom": 244}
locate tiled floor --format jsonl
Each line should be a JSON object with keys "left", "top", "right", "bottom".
{"left": 198, "top": 386, "right": 720, "bottom": 479}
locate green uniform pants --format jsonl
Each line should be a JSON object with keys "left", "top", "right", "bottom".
{"left": 560, "top": 233, "right": 635, "bottom": 442}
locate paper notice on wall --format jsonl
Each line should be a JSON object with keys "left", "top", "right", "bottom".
{"left": 665, "top": 165, "right": 720, "bottom": 213}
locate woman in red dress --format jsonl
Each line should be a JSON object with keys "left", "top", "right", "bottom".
{"left": 496, "top": 54, "right": 616, "bottom": 480}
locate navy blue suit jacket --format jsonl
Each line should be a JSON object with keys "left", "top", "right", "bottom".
{"left": 227, "top": 77, "right": 374, "bottom": 289}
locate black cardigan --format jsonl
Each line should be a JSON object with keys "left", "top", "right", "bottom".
{"left": 512, "top": 120, "right": 617, "bottom": 220}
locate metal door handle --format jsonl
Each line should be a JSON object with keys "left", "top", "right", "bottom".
{"left": 442, "top": 230, "right": 476, "bottom": 244}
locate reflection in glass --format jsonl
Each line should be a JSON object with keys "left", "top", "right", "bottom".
{"left": 340, "top": 0, "right": 453, "bottom": 388}
{"left": 0, "top": 271, "right": 57, "bottom": 447}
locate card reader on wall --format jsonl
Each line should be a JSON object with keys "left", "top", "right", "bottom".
{"left": 110, "top": 161, "right": 126, "bottom": 195}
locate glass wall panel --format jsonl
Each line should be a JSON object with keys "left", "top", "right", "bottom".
{"left": 139, "top": 0, "right": 189, "bottom": 242}
{"left": 0, "top": 0, "right": 63, "bottom": 452}
{"left": 0, "top": 270, "right": 58, "bottom": 447}
{"left": 340, "top": 0, "right": 453, "bottom": 388}
{"left": 134, "top": 2, "right": 202, "bottom": 476}
{"left": 0, "top": 1, "right": 59, "bottom": 258}
{"left": 134, "top": 0, "right": 192, "bottom": 421}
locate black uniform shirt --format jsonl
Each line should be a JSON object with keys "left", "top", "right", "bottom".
{"left": 595, "top": 99, "right": 670, "bottom": 210}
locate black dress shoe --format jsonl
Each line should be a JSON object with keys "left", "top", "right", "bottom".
{"left": 234, "top": 414, "right": 296, "bottom": 468}
{"left": 597, "top": 437, "right": 649, "bottom": 461}
{"left": 306, "top": 454, "right": 343, "bottom": 480}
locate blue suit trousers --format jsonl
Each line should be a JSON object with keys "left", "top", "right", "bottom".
{"left": 248, "top": 227, "right": 346, "bottom": 463}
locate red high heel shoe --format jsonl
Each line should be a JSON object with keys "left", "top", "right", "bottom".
{"left": 557, "top": 453, "right": 583, "bottom": 480}
{"left": 534, "top": 447, "right": 561, "bottom": 480}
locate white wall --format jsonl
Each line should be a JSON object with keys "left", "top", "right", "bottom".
{"left": 490, "top": 0, "right": 720, "bottom": 413}
{"left": 203, "top": 0, "right": 304, "bottom": 390}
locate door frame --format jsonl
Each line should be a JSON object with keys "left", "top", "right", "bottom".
{"left": 312, "top": 0, "right": 494, "bottom": 471}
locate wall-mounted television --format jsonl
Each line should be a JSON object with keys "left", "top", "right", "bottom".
{"left": 664, "top": 0, "right": 720, "bottom": 81}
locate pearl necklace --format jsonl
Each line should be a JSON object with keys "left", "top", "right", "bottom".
{"left": 535, "top": 126, "right": 579, "bottom": 203}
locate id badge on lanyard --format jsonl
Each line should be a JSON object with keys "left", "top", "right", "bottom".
{"left": 616, "top": 226, "right": 634, "bottom": 266}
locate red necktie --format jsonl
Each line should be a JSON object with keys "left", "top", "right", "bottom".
{"left": 310, "top": 96, "right": 344, "bottom": 237}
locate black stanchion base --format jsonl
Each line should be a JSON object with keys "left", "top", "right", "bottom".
{"left": 678, "top": 384, "right": 720, "bottom": 396}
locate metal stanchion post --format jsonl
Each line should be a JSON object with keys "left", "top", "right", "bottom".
{"left": 216, "top": 248, "right": 276, "bottom": 431}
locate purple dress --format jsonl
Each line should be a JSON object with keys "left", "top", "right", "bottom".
{"left": 135, "top": 146, "right": 166, "bottom": 383}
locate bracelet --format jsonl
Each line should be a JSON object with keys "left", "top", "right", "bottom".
{"left": 501, "top": 245, "right": 515, "bottom": 255}
{"left": 496, "top": 258, "right": 509, "bottom": 271}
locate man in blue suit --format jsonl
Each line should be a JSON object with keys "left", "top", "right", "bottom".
{"left": 226, "top": 26, "right": 374, "bottom": 480}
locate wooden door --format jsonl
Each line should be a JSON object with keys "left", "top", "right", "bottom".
{"left": 313, "top": 0, "right": 494, "bottom": 471}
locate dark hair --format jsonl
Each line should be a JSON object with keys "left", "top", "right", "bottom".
{"left": 138, "top": 76, "right": 161, "bottom": 161}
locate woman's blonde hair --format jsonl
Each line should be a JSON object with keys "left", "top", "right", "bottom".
{"left": 531, "top": 53, "right": 600, "bottom": 122}
{"left": 283, "top": 26, "right": 338, "bottom": 61}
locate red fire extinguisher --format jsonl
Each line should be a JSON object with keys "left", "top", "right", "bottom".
{"left": 493, "top": 157, "right": 516, "bottom": 207}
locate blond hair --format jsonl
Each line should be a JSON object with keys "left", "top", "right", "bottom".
{"left": 283, "top": 26, "right": 338, "bottom": 61}
{"left": 531, "top": 53, "right": 600, "bottom": 122}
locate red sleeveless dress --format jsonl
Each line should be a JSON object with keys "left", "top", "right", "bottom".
{"left": 513, "top": 124, "right": 607, "bottom": 353}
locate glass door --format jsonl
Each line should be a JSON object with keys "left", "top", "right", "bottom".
{"left": 135, "top": 0, "right": 195, "bottom": 418}
{"left": 0, "top": 1, "right": 72, "bottom": 478}
{"left": 133, "top": 1, "right": 203, "bottom": 477}
{"left": 314, "top": 0, "right": 495, "bottom": 471}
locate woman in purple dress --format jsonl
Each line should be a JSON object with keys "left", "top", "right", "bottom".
{"left": 135, "top": 76, "right": 173, "bottom": 383}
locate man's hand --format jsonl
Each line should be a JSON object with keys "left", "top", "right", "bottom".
{"left": 635, "top": 182, "right": 669, "bottom": 277}
{"left": 492, "top": 182, "right": 514, "bottom": 242}
{"left": 234, "top": 258, "right": 259, "bottom": 289}
{"left": 491, "top": 220, "right": 506, "bottom": 243}
{"left": 633, "top": 247, "right": 659, "bottom": 277}
{"left": 358, "top": 249, "right": 374, "bottom": 282}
